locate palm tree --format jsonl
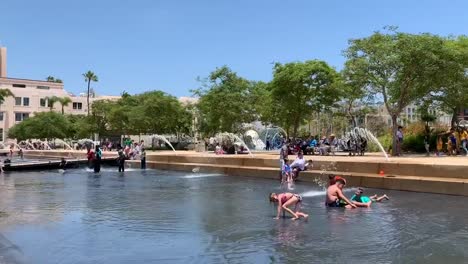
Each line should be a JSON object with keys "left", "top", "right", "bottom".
{"left": 0, "top": 89, "right": 14, "bottom": 105}
{"left": 45, "top": 96, "right": 59, "bottom": 111}
{"left": 58, "top": 97, "right": 72, "bottom": 114}
{"left": 82, "top": 71, "right": 98, "bottom": 116}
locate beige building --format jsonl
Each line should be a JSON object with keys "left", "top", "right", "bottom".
{"left": 0, "top": 46, "right": 119, "bottom": 142}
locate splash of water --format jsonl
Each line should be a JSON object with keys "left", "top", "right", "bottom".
{"left": 183, "top": 173, "right": 223, "bottom": 179}
{"left": 300, "top": 190, "right": 326, "bottom": 197}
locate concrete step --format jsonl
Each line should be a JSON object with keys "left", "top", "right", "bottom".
{"left": 126, "top": 160, "right": 468, "bottom": 196}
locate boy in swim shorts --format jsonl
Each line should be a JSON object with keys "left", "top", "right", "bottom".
{"left": 325, "top": 178, "right": 356, "bottom": 209}
{"left": 351, "top": 187, "right": 389, "bottom": 208}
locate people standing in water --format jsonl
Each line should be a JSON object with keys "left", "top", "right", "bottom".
{"left": 117, "top": 147, "right": 126, "bottom": 172}
{"left": 350, "top": 187, "right": 389, "bottom": 208}
{"left": 18, "top": 148, "right": 24, "bottom": 160}
{"left": 93, "top": 145, "right": 102, "bottom": 173}
{"left": 326, "top": 178, "right": 357, "bottom": 208}
{"left": 87, "top": 149, "right": 95, "bottom": 169}
{"left": 140, "top": 148, "right": 146, "bottom": 169}
{"left": 269, "top": 192, "right": 308, "bottom": 220}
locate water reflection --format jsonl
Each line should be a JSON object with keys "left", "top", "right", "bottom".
{"left": 0, "top": 169, "right": 466, "bottom": 263}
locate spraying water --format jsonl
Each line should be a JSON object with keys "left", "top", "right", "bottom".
{"left": 244, "top": 130, "right": 266, "bottom": 151}
{"left": 54, "top": 139, "right": 73, "bottom": 150}
{"left": 214, "top": 132, "right": 254, "bottom": 157}
{"left": 356, "top": 128, "right": 389, "bottom": 161}
{"left": 151, "top": 134, "right": 177, "bottom": 153}
{"left": 345, "top": 127, "right": 389, "bottom": 161}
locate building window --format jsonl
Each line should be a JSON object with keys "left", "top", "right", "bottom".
{"left": 23, "top": 97, "right": 30, "bottom": 106}
{"left": 0, "top": 112, "right": 3, "bottom": 121}
{"left": 0, "top": 129, "right": 3, "bottom": 142}
{"left": 15, "top": 112, "right": 29, "bottom": 122}
{"left": 15, "top": 97, "right": 22, "bottom": 106}
{"left": 12, "top": 84, "right": 26, "bottom": 88}
{"left": 37, "top": 86, "right": 50, "bottom": 90}
{"left": 73, "top": 102, "right": 82, "bottom": 110}
{"left": 464, "top": 109, "right": 468, "bottom": 116}
{"left": 40, "top": 98, "right": 47, "bottom": 107}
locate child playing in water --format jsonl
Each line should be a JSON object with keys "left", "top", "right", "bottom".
{"left": 325, "top": 178, "right": 357, "bottom": 209}
{"left": 281, "top": 159, "right": 293, "bottom": 185}
{"left": 351, "top": 187, "right": 389, "bottom": 208}
{"left": 269, "top": 192, "right": 308, "bottom": 220}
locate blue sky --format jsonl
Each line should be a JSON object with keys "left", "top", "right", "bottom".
{"left": 1, "top": 0, "right": 467, "bottom": 97}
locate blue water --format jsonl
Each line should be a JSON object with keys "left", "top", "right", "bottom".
{"left": 0, "top": 168, "right": 467, "bottom": 263}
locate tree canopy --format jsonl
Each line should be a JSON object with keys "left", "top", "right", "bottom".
{"left": 8, "top": 112, "right": 72, "bottom": 141}
{"left": 192, "top": 66, "right": 258, "bottom": 136}
{"left": 268, "top": 60, "right": 341, "bottom": 137}
{"left": 344, "top": 28, "right": 450, "bottom": 155}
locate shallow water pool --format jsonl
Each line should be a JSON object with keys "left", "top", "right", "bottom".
{"left": 0, "top": 168, "right": 467, "bottom": 263}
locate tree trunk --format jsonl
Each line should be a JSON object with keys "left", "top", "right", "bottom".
{"left": 87, "top": 80, "right": 91, "bottom": 116}
{"left": 451, "top": 107, "right": 458, "bottom": 129}
{"left": 391, "top": 114, "right": 398, "bottom": 156}
{"left": 62, "top": 105, "right": 65, "bottom": 115}
{"left": 351, "top": 115, "right": 357, "bottom": 128}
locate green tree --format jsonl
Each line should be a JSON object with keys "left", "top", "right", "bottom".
{"left": 429, "top": 36, "right": 468, "bottom": 128}
{"left": 269, "top": 60, "right": 341, "bottom": 137}
{"left": 341, "top": 59, "right": 370, "bottom": 127}
{"left": 0, "top": 89, "right": 14, "bottom": 105}
{"left": 57, "top": 97, "right": 72, "bottom": 114}
{"left": 192, "top": 66, "right": 257, "bottom": 135}
{"left": 8, "top": 112, "right": 71, "bottom": 140}
{"left": 82, "top": 71, "right": 98, "bottom": 116}
{"left": 344, "top": 28, "right": 449, "bottom": 155}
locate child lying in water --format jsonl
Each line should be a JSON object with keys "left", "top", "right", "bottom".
{"left": 351, "top": 187, "right": 389, "bottom": 208}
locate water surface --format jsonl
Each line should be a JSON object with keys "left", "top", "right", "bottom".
{"left": 0, "top": 168, "right": 467, "bottom": 263}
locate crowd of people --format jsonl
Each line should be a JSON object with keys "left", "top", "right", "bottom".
{"left": 86, "top": 139, "right": 147, "bottom": 173}
{"left": 435, "top": 128, "right": 468, "bottom": 157}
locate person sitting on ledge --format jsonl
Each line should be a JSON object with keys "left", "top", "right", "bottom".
{"left": 326, "top": 178, "right": 356, "bottom": 209}
{"left": 290, "top": 152, "right": 306, "bottom": 180}
{"left": 269, "top": 192, "right": 308, "bottom": 220}
{"left": 350, "top": 187, "right": 389, "bottom": 208}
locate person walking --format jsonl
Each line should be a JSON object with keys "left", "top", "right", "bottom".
{"left": 461, "top": 129, "right": 468, "bottom": 156}
{"left": 396, "top": 126, "right": 404, "bottom": 156}
{"left": 140, "top": 148, "right": 146, "bottom": 169}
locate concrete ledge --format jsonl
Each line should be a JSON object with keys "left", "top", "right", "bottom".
{"left": 126, "top": 160, "right": 468, "bottom": 196}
